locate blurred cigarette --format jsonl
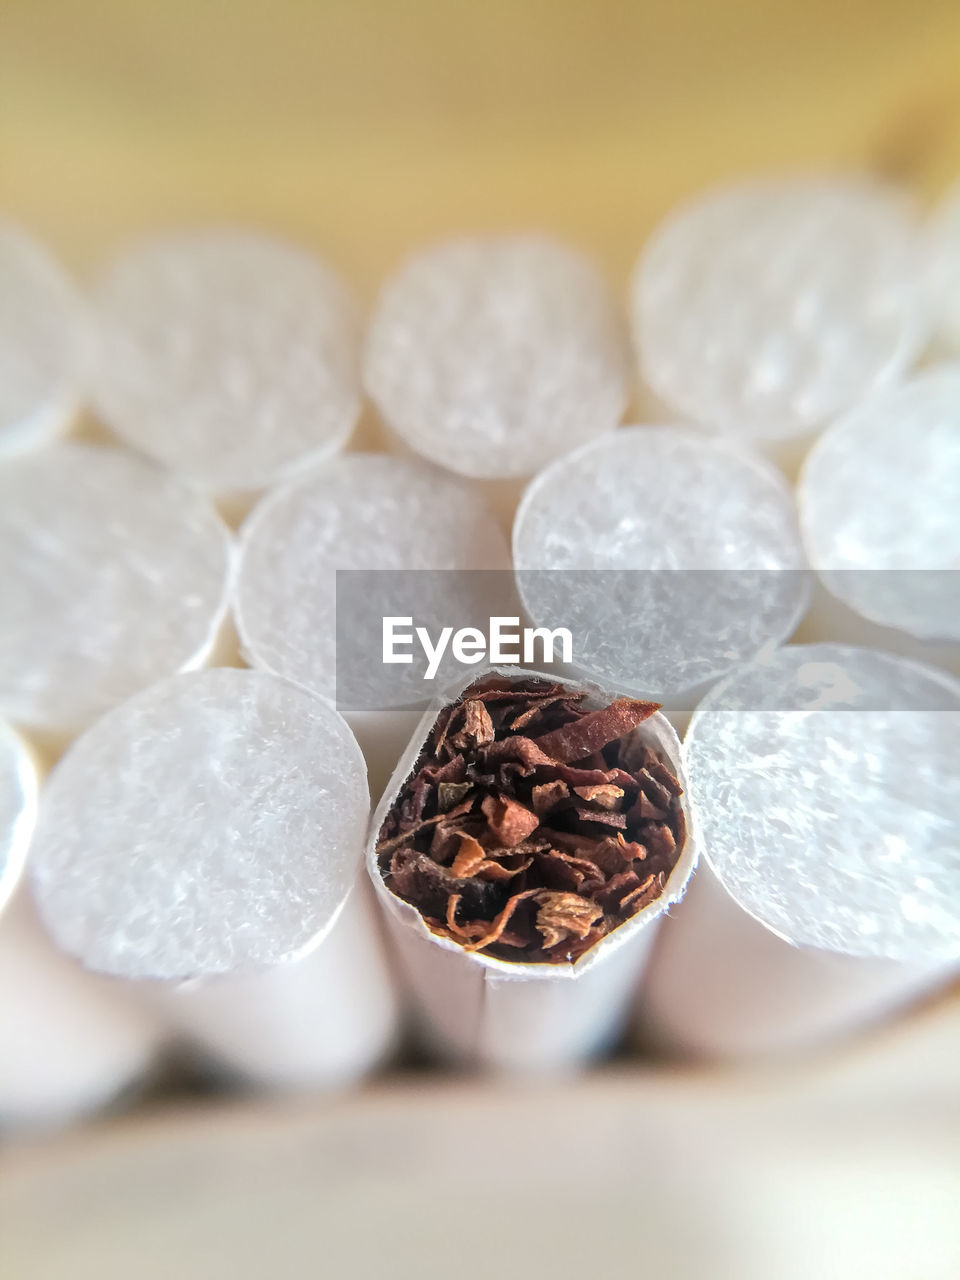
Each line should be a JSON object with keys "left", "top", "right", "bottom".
{"left": 0, "top": 222, "right": 88, "bottom": 459}
{"left": 0, "top": 442, "right": 233, "bottom": 741}
{"left": 368, "top": 667, "right": 697, "bottom": 1073}
{"left": 0, "top": 893, "right": 164, "bottom": 1133}
{"left": 512, "top": 425, "right": 810, "bottom": 706}
{"left": 0, "top": 723, "right": 161, "bottom": 1130}
{"left": 630, "top": 176, "right": 924, "bottom": 457}
{"left": 29, "top": 668, "right": 399, "bottom": 1091}
{"left": 638, "top": 644, "right": 960, "bottom": 1059}
{"left": 90, "top": 231, "right": 362, "bottom": 498}
{"left": 233, "top": 451, "right": 511, "bottom": 797}
{"left": 363, "top": 235, "right": 630, "bottom": 483}
{"left": 798, "top": 367, "right": 960, "bottom": 658}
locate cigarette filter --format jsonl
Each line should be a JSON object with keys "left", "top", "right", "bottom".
{"left": 638, "top": 644, "right": 960, "bottom": 1059}
{"left": 91, "top": 232, "right": 361, "bottom": 494}
{"left": 0, "top": 443, "right": 233, "bottom": 738}
{"left": 512, "top": 425, "right": 810, "bottom": 701}
{"left": 0, "top": 222, "right": 88, "bottom": 459}
{"left": 363, "top": 235, "right": 630, "bottom": 479}
{"left": 799, "top": 366, "right": 960, "bottom": 642}
{"left": 368, "top": 667, "right": 697, "bottom": 1073}
{"left": 30, "top": 668, "right": 398, "bottom": 1090}
{"left": 235, "top": 452, "right": 511, "bottom": 798}
{"left": 631, "top": 176, "right": 924, "bottom": 444}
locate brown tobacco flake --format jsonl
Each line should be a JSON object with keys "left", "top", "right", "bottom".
{"left": 532, "top": 698, "right": 659, "bottom": 764}
{"left": 377, "top": 675, "right": 687, "bottom": 964}
{"left": 481, "top": 794, "right": 540, "bottom": 847}
{"left": 450, "top": 833, "right": 531, "bottom": 882}
{"left": 573, "top": 783, "right": 624, "bottom": 809}
{"left": 534, "top": 892, "right": 603, "bottom": 949}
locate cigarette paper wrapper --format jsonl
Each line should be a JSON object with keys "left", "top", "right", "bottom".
{"left": 638, "top": 860, "right": 959, "bottom": 1059}
{"left": 0, "top": 894, "right": 164, "bottom": 1131}
{"left": 154, "top": 882, "right": 400, "bottom": 1091}
{"left": 366, "top": 667, "right": 698, "bottom": 1072}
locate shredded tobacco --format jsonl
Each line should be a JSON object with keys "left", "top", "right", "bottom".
{"left": 377, "top": 675, "right": 687, "bottom": 963}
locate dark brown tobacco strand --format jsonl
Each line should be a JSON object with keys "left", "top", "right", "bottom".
{"left": 377, "top": 675, "right": 687, "bottom": 965}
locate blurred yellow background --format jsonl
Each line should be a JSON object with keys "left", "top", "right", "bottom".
{"left": 3, "top": 0, "right": 960, "bottom": 297}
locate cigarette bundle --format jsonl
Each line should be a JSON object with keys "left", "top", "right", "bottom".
{"left": 364, "top": 235, "right": 630, "bottom": 480}
{"left": 512, "top": 426, "right": 810, "bottom": 703}
{"left": 91, "top": 232, "right": 362, "bottom": 495}
{"left": 630, "top": 176, "right": 924, "bottom": 450}
{"left": 799, "top": 367, "right": 960, "bottom": 643}
{"left": 0, "top": 221, "right": 88, "bottom": 458}
{"left": 29, "top": 668, "right": 399, "bottom": 1090}
{"left": 638, "top": 644, "right": 960, "bottom": 1059}
{"left": 368, "top": 668, "right": 696, "bottom": 1072}
{"left": 0, "top": 443, "right": 233, "bottom": 739}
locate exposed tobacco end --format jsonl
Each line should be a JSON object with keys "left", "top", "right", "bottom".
{"left": 377, "top": 675, "right": 686, "bottom": 964}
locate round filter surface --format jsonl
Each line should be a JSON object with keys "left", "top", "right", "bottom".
{"left": 684, "top": 644, "right": 960, "bottom": 962}
{"left": 235, "top": 453, "right": 511, "bottom": 708}
{"left": 632, "top": 177, "right": 923, "bottom": 441}
{"left": 800, "top": 367, "right": 960, "bottom": 641}
{"left": 92, "top": 232, "right": 361, "bottom": 492}
{"left": 364, "top": 235, "right": 629, "bottom": 479}
{"left": 0, "top": 443, "right": 232, "bottom": 734}
{"left": 30, "top": 668, "right": 370, "bottom": 980}
{"left": 513, "top": 426, "right": 809, "bottom": 698}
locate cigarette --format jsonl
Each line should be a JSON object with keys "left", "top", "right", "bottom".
{"left": 0, "top": 893, "right": 164, "bottom": 1132}
{"left": 0, "top": 222, "right": 88, "bottom": 459}
{"left": 29, "top": 668, "right": 399, "bottom": 1090}
{"left": 90, "top": 231, "right": 362, "bottom": 497}
{"left": 512, "top": 425, "right": 810, "bottom": 704}
{"left": 363, "top": 235, "right": 630, "bottom": 481}
{"left": 0, "top": 443, "right": 233, "bottom": 741}
{"left": 234, "top": 452, "right": 511, "bottom": 796}
{"left": 926, "top": 180, "right": 960, "bottom": 354}
{"left": 630, "top": 176, "right": 924, "bottom": 462}
{"left": 798, "top": 367, "right": 960, "bottom": 646}
{"left": 0, "top": 722, "right": 161, "bottom": 1130}
{"left": 367, "top": 667, "right": 697, "bottom": 1072}
{"left": 637, "top": 643, "right": 960, "bottom": 1059}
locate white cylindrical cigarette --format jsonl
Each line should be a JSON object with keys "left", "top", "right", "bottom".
{"left": 363, "top": 235, "right": 630, "bottom": 480}
{"left": 367, "top": 667, "right": 697, "bottom": 1073}
{"left": 639, "top": 644, "right": 960, "bottom": 1059}
{"left": 798, "top": 366, "right": 960, "bottom": 645}
{"left": 630, "top": 176, "right": 925, "bottom": 456}
{"left": 0, "top": 723, "right": 161, "bottom": 1130}
{"left": 234, "top": 452, "right": 512, "bottom": 795}
{"left": 512, "top": 425, "right": 810, "bottom": 705}
{"left": 90, "top": 232, "right": 362, "bottom": 496}
{"left": 0, "top": 222, "right": 88, "bottom": 459}
{"left": 29, "top": 668, "right": 399, "bottom": 1090}
{"left": 0, "top": 442, "right": 233, "bottom": 740}
{"left": 0, "top": 893, "right": 164, "bottom": 1133}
